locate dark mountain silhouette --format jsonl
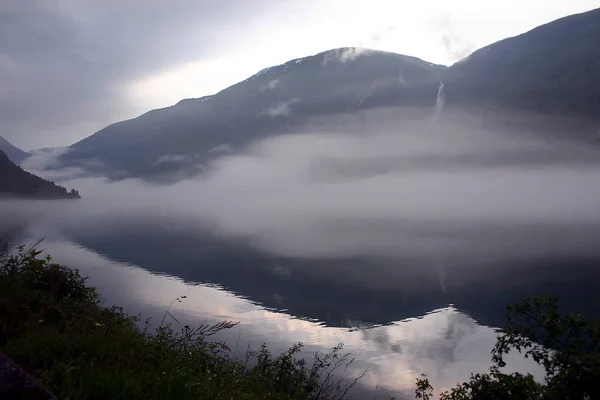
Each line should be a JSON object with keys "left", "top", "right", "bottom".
{"left": 445, "top": 8, "right": 600, "bottom": 118}
{"left": 60, "top": 8, "right": 600, "bottom": 179}
{"left": 0, "top": 150, "right": 80, "bottom": 199}
{"left": 0, "top": 136, "right": 29, "bottom": 165}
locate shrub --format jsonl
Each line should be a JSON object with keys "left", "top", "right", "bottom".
{"left": 416, "top": 296, "right": 600, "bottom": 399}
{"left": 0, "top": 243, "right": 363, "bottom": 400}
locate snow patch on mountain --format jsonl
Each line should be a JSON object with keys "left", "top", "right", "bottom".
{"left": 260, "top": 79, "right": 281, "bottom": 91}
{"left": 210, "top": 144, "right": 233, "bottom": 153}
{"left": 323, "top": 47, "right": 375, "bottom": 65}
{"left": 339, "top": 47, "right": 375, "bottom": 62}
{"left": 261, "top": 99, "right": 299, "bottom": 118}
{"left": 255, "top": 66, "right": 277, "bottom": 77}
{"left": 155, "top": 154, "right": 191, "bottom": 165}
{"left": 176, "top": 95, "right": 212, "bottom": 106}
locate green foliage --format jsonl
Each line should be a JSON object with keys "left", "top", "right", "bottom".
{"left": 415, "top": 374, "right": 434, "bottom": 400}
{"left": 0, "top": 241, "right": 98, "bottom": 345}
{"left": 416, "top": 295, "right": 600, "bottom": 400}
{"left": 0, "top": 243, "right": 361, "bottom": 399}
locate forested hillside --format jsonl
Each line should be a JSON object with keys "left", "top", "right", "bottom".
{"left": 0, "top": 150, "right": 80, "bottom": 199}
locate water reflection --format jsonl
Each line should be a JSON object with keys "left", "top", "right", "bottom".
{"left": 8, "top": 207, "right": 598, "bottom": 397}
{"left": 14, "top": 234, "right": 544, "bottom": 398}
{"left": 45, "top": 215, "right": 600, "bottom": 331}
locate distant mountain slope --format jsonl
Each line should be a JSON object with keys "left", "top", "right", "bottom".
{"left": 0, "top": 150, "right": 80, "bottom": 199}
{"left": 64, "top": 48, "right": 446, "bottom": 179}
{"left": 446, "top": 7, "right": 600, "bottom": 117}
{"left": 61, "top": 8, "right": 600, "bottom": 180}
{"left": 0, "top": 136, "right": 29, "bottom": 165}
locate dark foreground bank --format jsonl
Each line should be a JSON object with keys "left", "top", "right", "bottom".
{"left": 0, "top": 243, "right": 363, "bottom": 400}
{"left": 0, "top": 352, "right": 55, "bottom": 399}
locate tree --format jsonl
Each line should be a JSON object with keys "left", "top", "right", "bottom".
{"left": 416, "top": 296, "right": 600, "bottom": 400}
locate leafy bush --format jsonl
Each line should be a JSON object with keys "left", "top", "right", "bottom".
{"left": 416, "top": 296, "right": 600, "bottom": 400}
{"left": 0, "top": 243, "right": 362, "bottom": 400}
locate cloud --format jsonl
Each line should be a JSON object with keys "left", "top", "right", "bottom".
{"left": 437, "top": 16, "right": 477, "bottom": 62}
{"left": 155, "top": 154, "right": 192, "bottom": 165}
{"left": 192, "top": 119, "right": 600, "bottom": 260}
{"left": 323, "top": 47, "right": 375, "bottom": 65}
{"left": 260, "top": 79, "right": 281, "bottom": 91}
{"left": 209, "top": 144, "right": 233, "bottom": 153}
{"left": 20, "top": 147, "right": 70, "bottom": 170}
{"left": 20, "top": 146, "right": 103, "bottom": 181}
{"left": 261, "top": 99, "right": 299, "bottom": 118}
{"left": 338, "top": 47, "right": 374, "bottom": 62}
{"left": 0, "top": 0, "right": 277, "bottom": 148}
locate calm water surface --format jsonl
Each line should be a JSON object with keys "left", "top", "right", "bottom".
{"left": 8, "top": 198, "right": 600, "bottom": 398}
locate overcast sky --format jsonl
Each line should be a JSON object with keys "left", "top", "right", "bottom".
{"left": 1, "top": 0, "right": 598, "bottom": 149}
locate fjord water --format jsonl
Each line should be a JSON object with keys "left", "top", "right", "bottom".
{"left": 8, "top": 112, "right": 600, "bottom": 397}
{"left": 11, "top": 220, "right": 545, "bottom": 398}
{"left": 8, "top": 198, "right": 599, "bottom": 397}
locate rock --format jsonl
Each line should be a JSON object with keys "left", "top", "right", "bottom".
{"left": 0, "top": 353, "right": 55, "bottom": 400}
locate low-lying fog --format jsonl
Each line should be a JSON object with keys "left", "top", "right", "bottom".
{"left": 5, "top": 108, "right": 600, "bottom": 268}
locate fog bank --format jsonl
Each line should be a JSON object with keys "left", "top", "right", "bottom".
{"left": 4, "top": 110, "right": 600, "bottom": 264}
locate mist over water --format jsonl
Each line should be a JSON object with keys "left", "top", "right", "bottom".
{"left": 4, "top": 109, "right": 600, "bottom": 290}
{"left": 2, "top": 107, "right": 600, "bottom": 398}
{"left": 13, "top": 109, "right": 600, "bottom": 258}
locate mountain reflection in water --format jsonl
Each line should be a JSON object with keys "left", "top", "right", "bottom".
{"left": 11, "top": 211, "right": 599, "bottom": 397}
{"left": 15, "top": 236, "right": 546, "bottom": 398}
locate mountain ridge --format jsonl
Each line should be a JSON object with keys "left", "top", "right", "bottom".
{"left": 0, "top": 136, "right": 29, "bottom": 165}
{"left": 65, "top": 46, "right": 447, "bottom": 179}
{"left": 61, "top": 8, "right": 600, "bottom": 180}
{"left": 445, "top": 7, "right": 600, "bottom": 116}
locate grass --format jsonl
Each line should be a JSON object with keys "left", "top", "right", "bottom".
{"left": 0, "top": 242, "right": 364, "bottom": 400}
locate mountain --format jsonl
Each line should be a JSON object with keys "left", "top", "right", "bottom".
{"left": 63, "top": 49, "right": 446, "bottom": 179}
{"left": 0, "top": 136, "right": 29, "bottom": 165}
{"left": 0, "top": 150, "right": 80, "bottom": 199}
{"left": 61, "top": 8, "right": 600, "bottom": 179}
{"left": 445, "top": 8, "right": 600, "bottom": 117}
